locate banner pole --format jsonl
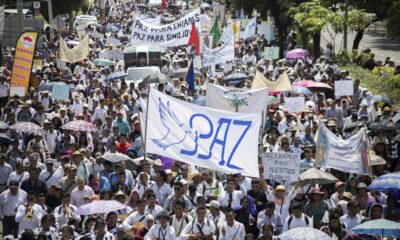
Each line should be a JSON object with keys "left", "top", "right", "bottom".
{"left": 143, "top": 88, "right": 151, "bottom": 162}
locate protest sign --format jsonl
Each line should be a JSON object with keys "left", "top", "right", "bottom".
{"left": 33, "top": 59, "right": 42, "bottom": 71}
{"left": 9, "top": 87, "right": 25, "bottom": 97}
{"left": 257, "top": 21, "right": 275, "bottom": 41}
{"left": 334, "top": 80, "right": 354, "bottom": 97}
{"left": 223, "top": 62, "right": 233, "bottom": 73}
{"left": 203, "top": 38, "right": 235, "bottom": 67}
{"left": 284, "top": 97, "right": 305, "bottom": 113}
{"left": 206, "top": 84, "right": 268, "bottom": 113}
{"left": 131, "top": 8, "right": 201, "bottom": 47}
{"left": 264, "top": 47, "right": 280, "bottom": 60}
{"left": 263, "top": 152, "right": 301, "bottom": 183}
{"left": 146, "top": 89, "right": 262, "bottom": 178}
{"left": 10, "top": 31, "right": 38, "bottom": 94}
{"left": 243, "top": 17, "right": 256, "bottom": 40}
{"left": 56, "top": 59, "right": 67, "bottom": 69}
{"left": 60, "top": 35, "right": 90, "bottom": 63}
{"left": 316, "top": 123, "right": 370, "bottom": 175}
{"left": 51, "top": 83, "right": 70, "bottom": 100}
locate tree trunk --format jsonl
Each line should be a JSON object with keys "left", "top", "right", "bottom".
{"left": 68, "top": 11, "right": 74, "bottom": 33}
{"left": 312, "top": 31, "right": 321, "bottom": 58}
{"left": 352, "top": 30, "right": 364, "bottom": 50}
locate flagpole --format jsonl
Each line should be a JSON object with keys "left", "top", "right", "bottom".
{"left": 143, "top": 88, "right": 151, "bottom": 162}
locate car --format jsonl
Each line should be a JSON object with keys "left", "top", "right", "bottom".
{"left": 125, "top": 66, "right": 161, "bottom": 88}
{"left": 73, "top": 15, "right": 98, "bottom": 28}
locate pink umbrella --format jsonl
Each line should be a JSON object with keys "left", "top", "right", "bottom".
{"left": 66, "top": 40, "right": 80, "bottom": 45}
{"left": 294, "top": 80, "right": 332, "bottom": 92}
{"left": 61, "top": 120, "right": 97, "bottom": 132}
{"left": 285, "top": 48, "right": 309, "bottom": 59}
{"left": 76, "top": 200, "right": 126, "bottom": 215}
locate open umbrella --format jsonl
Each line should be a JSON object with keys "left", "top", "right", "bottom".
{"left": 0, "top": 121, "right": 9, "bottom": 130}
{"left": 367, "top": 172, "right": 400, "bottom": 191}
{"left": 299, "top": 168, "right": 339, "bottom": 186}
{"left": 104, "top": 72, "right": 127, "bottom": 81}
{"left": 369, "top": 154, "right": 386, "bottom": 166}
{"left": 93, "top": 58, "right": 114, "bottom": 66}
{"left": 66, "top": 40, "right": 80, "bottom": 45}
{"left": 277, "top": 227, "right": 332, "bottom": 240}
{"left": 76, "top": 200, "right": 126, "bottom": 215}
{"left": 10, "top": 122, "right": 45, "bottom": 135}
{"left": 170, "top": 68, "right": 202, "bottom": 79}
{"left": 267, "top": 96, "right": 280, "bottom": 105}
{"left": 298, "top": 81, "right": 332, "bottom": 92}
{"left": 143, "top": 73, "right": 171, "bottom": 84}
{"left": 101, "top": 152, "right": 131, "bottom": 163}
{"left": 369, "top": 122, "right": 398, "bottom": 130}
{"left": 352, "top": 219, "right": 400, "bottom": 238}
{"left": 0, "top": 133, "right": 12, "bottom": 144}
{"left": 372, "top": 95, "right": 394, "bottom": 105}
{"left": 224, "top": 73, "right": 249, "bottom": 85}
{"left": 62, "top": 120, "right": 97, "bottom": 132}
{"left": 292, "top": 85, "right": 313, "bottom": 96}
{"left": 285, "top": 48, "right": 309, "bottom": 59}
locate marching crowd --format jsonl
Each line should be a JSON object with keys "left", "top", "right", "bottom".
{"left": 0, "top": 0, "right": 400, "bottom": 240}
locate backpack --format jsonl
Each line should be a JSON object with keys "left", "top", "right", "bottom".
{"left": 288, "top": 214, "right": 310, "bottom": 229}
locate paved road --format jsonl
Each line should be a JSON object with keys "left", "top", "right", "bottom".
{"left": 321, "top": 21, "right": 400, "bottom": 64}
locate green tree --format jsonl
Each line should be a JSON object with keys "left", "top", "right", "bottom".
{"left": 387, "top": 0, "right": 400, "bottom": 39}
{"left": 289, "top": 0, "right": 330, "bottom": 57}
{"left": 40, "top": 0, "right": 89, "bottom": 31}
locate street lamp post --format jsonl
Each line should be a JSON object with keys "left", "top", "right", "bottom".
{"left": 343, "top": 0, "right": 349, "bottom": 51}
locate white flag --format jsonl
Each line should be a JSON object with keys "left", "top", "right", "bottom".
{"left": 145, "top": 89, "right": 261, "bottom": 177}
{"left": 243, "top": 17, "right": 257, "bottom": 40}
{"left": 206, "top": 84, "right": 268, "bottom": 113}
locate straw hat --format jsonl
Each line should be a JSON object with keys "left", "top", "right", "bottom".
{"left": 188, "top": 171, "right": 202, "bottom": 181}
{"left": 273, "top": 185, "right": 287, "bottom": 193}
{"left": 342, "top": 192, "right": 353, "bottom": 200}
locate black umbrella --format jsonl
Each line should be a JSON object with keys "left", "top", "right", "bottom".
{"left": 143, "top": 73, "right": 171, "bottom": 84}
{"left": 0, "top": 133, "right": 12, "bottom": 144}
{"left": 224, "top": 73, "right": 249, "bottom": 85}
{"left": 369, "top": 122, "right": 398, "bottom": 130}
{"left": 372, "top": 95, "right": 394, "bottom": 105}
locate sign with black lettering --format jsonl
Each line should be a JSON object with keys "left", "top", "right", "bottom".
{"left": 263, "top": 152, "right": 300, "bottom": 183}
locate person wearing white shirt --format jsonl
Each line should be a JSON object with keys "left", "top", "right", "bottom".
{"left": 122, "top": 199, "right": 147, "bottom": 230}
{"left": 44, "top": 124, "right": 59, "bottom": 155}
{"left": 164, "top": 182, "right": 191, "bottom": 213}
{"left": 39, "top": 159, "right": 63, "bottom": 189}
{"left": 15, "top": 193, "right": 44, "bottom": 236}
{"left": 54, "top": 194, "right": 81, "bottom": 229}
{"left": 257, "top": 201, "right": 283, "bottom": 234}
{"left": 340, "top": 200, "right": 363, "bottom": 230}
{"left": 282, "top": 203, "right": 311, "bottom": 232}
{"left": 145, "top": 193, "right": 163, "bottom": 218}
{"left": 144, "top": 210, "right": 176, "bottom": 240}
{"left": 197, "top": 171, "right": 224, "bottom": 200}
{"left": 93, "top": 219, "right": 115, "bottom": 240}
{"left": 218, "top": 178, "right": 247, "bottom": 210}
{"left": 0, "top": 181, "right": 27, "bottom": 238}
{"left": 70, "top": 176, "right": 94, "bottom": 207}
{"left": 219, "top": 208, "right": 246, "bottom": 240}
{"left": 91, "top": 99, "right": 109, "bottom": 123}
{"left": 181, "top": 206, "right": 216, "bottom": 240}
{"left": 151, "top": 171, "right": 172, "bottom": 208}
{"left": 0, "top": 153, "right": 13, "bottom": 193}
{"left": 170, "top": 201, "right": 193, "bottom": 237}
{"left": 207, "top": 200, "right": 225, "bottom": 234}
{"left": 7, "top": 161, "right": 29, "bottom": 187}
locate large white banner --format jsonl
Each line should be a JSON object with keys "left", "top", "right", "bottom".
{"left": 131, "top": 8, "right": 201, "bottom": 47}
{"left": 203, "top": 38, "right": 235, "bottom": 67}
{"left": 334, "top": 80, "right": 354, "bottom": 97}
{"left": 134, "top": 15, "right": 162, "bottom": 26}
{"left": 220, "top": 25, "right": 234, "bottom": 44}
{"left": 206, "top": 84, "right": 268, "bottom": 113}
{"left": 316, "top": 123, "right": 370, "bottom": 175}
{"left": 146, "top": 89, "right": 262, "bottom": 177}
{"left": 262, "top": 152, "right": 301, "bottom": 183}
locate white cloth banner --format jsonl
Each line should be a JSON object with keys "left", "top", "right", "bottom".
{"left": 316, "top": 123, "right": 370, "bottom": 175}
{"left": 131, "top": 8, "right": 201, "bottom": 47}
{"left": 334, "top": 80, "right": 354, "bottom": 97}
{"left": 206, "top": 84, "right": 268, "bottom": 113}
{"left": 134, "top": 15, "right": 162, "bottom": 26}
{"left": 284, "top": 97, "right": 305, "bottom": 113}
{"left": 262, "top": 152, "right": 301, "bottom": 183}
{"left": 146, "top": 89, "right": 261, "bottom": 177}
{"left": 243, "top": 17, "right": 257, "bottom": 40}
{"left": 203, "top": 38, "right": 235, "bottom": 67}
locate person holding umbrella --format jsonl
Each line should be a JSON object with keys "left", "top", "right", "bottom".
{"left": 144, "top": 210, "right": 176, "bottom": 240}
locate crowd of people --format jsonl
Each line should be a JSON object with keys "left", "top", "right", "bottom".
{"left": 0, "top": 0, "right": 399, "bottom": 240}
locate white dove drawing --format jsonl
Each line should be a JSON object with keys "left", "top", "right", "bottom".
{"left": 151, "top": 97, "right": 196, "bottom": 150}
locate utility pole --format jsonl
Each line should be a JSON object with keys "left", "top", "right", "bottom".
{"left": 17, "top": 0, "right": 23, "bottom": 34}
{"left": 343, "top": 0, "right": 349, "bottom": 51}
{"left": 48, "top": 0, "right": 54, "bottom": 40}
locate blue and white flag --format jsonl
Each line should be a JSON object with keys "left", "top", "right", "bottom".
{"left": 243, "top": 17, "right": 257, "bottom": 40}
{"left": 145, "top": 89, "right": 262, "bottom": 177}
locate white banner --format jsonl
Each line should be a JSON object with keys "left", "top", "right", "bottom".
{"left": 203, "top": 38, "right": 235, "bottom": 67}
{"left": 146, "top": 89, "right": 261, "bottom": 177}
{"left": 263, "top": 152, "right": 301, "bottom": 183}
{"left": 334, "top": 80, "right": 354, "bottom": 97}
{"left": 220, "top": 25, "right": 234, "bottom": 44}
{"left": 284, "top": 97, "right": 305, "bottom": 113}
{"left": 134, "top": 15, "right": 162, "bottom": 26}
{"left": 243, "top": 17, "right": 257, "bottom": 40}
{"left": 99, "top": 49, "right": 124, "bottom": 60}
{"left": 316, "top": 123, "right": 370, "bottom": 175}
{"left": 131, "top": 8, "right": 201, "bottom": 47}
{"left": 206, "top": 84, "right": 268, "bottom": 113}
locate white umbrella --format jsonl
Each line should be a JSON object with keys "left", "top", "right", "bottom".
{"left": 278, "top": 227, "right": 332, "bottom": 240}
{"left": 101, "top": 152, "right": 131, "bottom": 163}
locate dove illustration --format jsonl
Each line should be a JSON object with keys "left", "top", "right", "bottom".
{"left": 151, "top": 97, "right": 195, "bottom": 150}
